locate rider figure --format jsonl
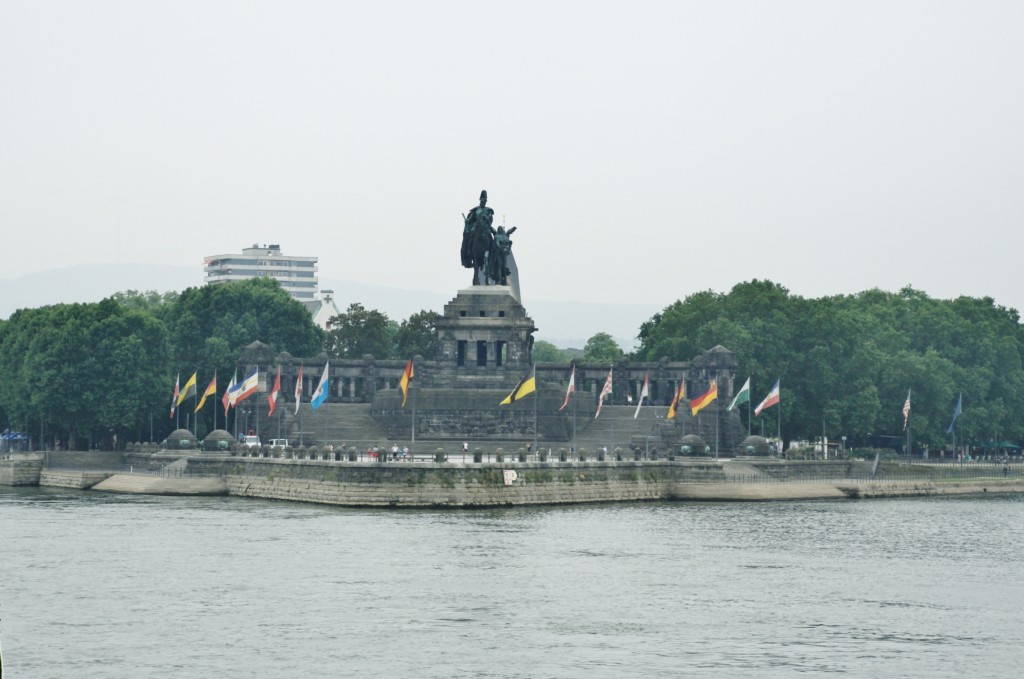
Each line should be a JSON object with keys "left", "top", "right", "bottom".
{"left": 461, "top": 190, "right": 495, "bottom": 282}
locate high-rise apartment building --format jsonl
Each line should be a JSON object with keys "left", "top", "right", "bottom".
{"left": 203, "top": 244, "right": 318, "bottom": 302}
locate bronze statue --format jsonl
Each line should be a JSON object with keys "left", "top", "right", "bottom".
{"left": 461, "top": 190, "right": 494, "bottom": 284}
{"left": 485, "top": 225, "right": 516, "bottom": 285}
{"left": 461, "top": 190, "right": 520, "bottom": 287}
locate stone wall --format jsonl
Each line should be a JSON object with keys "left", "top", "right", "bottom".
{"left": 745, "top": 460, "right": 876, "bottom": 479}
{"left": 223, "top": 458, "right": 728, "bottom": 508}
{"left": 0, "top": 456, "right": 43, "bottom": 486}
{"left": 44, "top": 451, "right": 124, "bottom": 468}
{"left": 40, "top": 470, "right": 113, "bottom": 489}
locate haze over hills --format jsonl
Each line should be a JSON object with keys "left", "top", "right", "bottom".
{"left": 0, "top": 264, "right": 658, "bottom": 350}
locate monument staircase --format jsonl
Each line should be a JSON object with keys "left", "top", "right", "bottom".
{"left": 284, "top": 403, "right": 390, "bottom": 450}
{"left": 571, "top": 405, "right": 659, "bottom": 453}
{"left": 257, "top": 400, "right": 743, "bottom": 456}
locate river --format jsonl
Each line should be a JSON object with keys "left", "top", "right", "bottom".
{"left": 1, "top": 487, "right": 1021, "bottom": 678}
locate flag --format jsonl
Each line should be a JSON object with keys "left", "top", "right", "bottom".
{"left": 235, "top": 368, "right": 259, "bottom": 404}
{"left": 399, "top": 359, "right": 414, "bottom": 407}
{"left": 195, "top": 374, "right": 217, "bottom": 413}
{"left": 902, "top": 389, "right": 911, "bottom": 430}
{"left": 500, "top": 365, "right": 536, "bottom": 405}
{"left": 667, "top": 380, "right": 685, "bottom": 419}
{"left": 268, "top": 366, "right": 281, "bottom": 416}
{"left": 754, "top": 379, "right": 780, "bottom": 416}
{"left": 294, "top": 363, "right": 304, "bottom": 415}
{"left": 690, "top": 378, "right": 718, "bottom": 416}
{"left": 633, "top": 373, "right": 649, "bottom": 419}
{"left": 169, "top": 373, "right": 180, "bottom": 419}
{"left": 728, "top": 377, "right": 751, "bottom": 412}
{"left": 559, "top": 366, "right": 576, "bottom": 412}
{"left": 311, "top": 362, "right": 330, "bottom": 410}
{"left": 946, "top": 393, "right": 962, "bottom": 434}
{"left": 177, "top": 372, "right": 197, "bottom": 406}
{"left": 595, "top": 367, "right": 613, "bottom": 418}
{"left": 222, "top": 370, "right": 237, "bottom": 417}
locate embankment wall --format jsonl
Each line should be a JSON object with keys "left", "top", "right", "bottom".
{"left": 40, "top": 470, "right": 114, "bottom": 489}
{"left": 0, "top": 456, "right": 43, "bottom": 486}
{"left": 224, "top": 459, "right": 726, "bottom": 507}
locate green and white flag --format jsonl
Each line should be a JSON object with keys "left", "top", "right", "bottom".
{"left": 728, "top": 377, "right": 751, "bottom": 411}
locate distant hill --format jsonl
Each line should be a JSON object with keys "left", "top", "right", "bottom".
{"left": 0, "top": 264, "right": 660, "bottom": 350}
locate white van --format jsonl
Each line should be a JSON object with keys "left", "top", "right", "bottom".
{"left": 243, "top": 435, "right": 261, "bottom": 448}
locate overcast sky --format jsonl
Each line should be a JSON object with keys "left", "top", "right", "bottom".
{"left": 2, "top": 1, "right": 1023, "bottom": 317}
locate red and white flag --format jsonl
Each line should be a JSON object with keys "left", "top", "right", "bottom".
{"left": 559, "top": 366, "right": 576, "bottom": 412}
{"left": 268, "top": 366, "right": 282, "bottom": 416}
{"left": 169, "top": 373, "right": 180, "bottom": 419}
{"left": 595, "top": 367, "right": 613, "bottom": 418}
{"left": 902, "top": 389, "right": 911, "bottom": 430}
{"left": 222, "top": 370, "right": 237, "bottom": 417}
{"left": 294, "top": 363, "right": 304, "bottom": 415}
{"left": 633, "top": 373, "right": 649, "bottom": 419}
{"left": 754, "top": 379, "right": 781, "bottom": 417}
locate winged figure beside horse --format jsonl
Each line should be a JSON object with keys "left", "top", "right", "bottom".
{"left": 460, "top": 190, "right": 518, "bottom": 288}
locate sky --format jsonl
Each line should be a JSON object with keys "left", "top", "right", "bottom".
{"left": 2, "top": 1, "right": 1023, "bottom": 318}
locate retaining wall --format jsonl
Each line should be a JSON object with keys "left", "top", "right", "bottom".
{"left": 0, "top": 456, "right": 43, "bottom": 486}
{"left": 224, "top": 458, "right": 727, "bottom": 507}
{"left": 40, "top": 470, "right": 114, "bottom": 489}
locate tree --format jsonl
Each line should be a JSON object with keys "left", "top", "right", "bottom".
{"left": 0, "top": 300, "right": 172, "bottom": 449}
{"left": 633, "top": 280, "right": 1024, "bottom": 448}
{"left": 326, "top": 303, "right": 395, "bottom": 359}
{"left": 583, "top": 332, "right": 624, "bottom": 363}
{"left": 532, "top": 340, "right": 569, "bottom": 363}
{"left": 395, "top": 310, "right": 440, "bottom": 359}
{"left": 164, "top": 278, "right": 324, "bottom": 366}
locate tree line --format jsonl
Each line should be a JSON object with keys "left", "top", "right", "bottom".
{"left": 0, "top": 279, "right": 328, "bottom": 449}
{"left": 633, "top": 280, "right": 1024, "bottom": 451}
{"left": 2, "top": 277, "right": 1019, "bottom": 452}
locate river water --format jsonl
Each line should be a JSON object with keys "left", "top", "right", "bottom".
{"left": 1, "top": 487, "right": 1022, "bottom": 678}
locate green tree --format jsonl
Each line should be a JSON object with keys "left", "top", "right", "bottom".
{"left": 634, "top": 280, "right": 1024, "bottom": 449}
{"left": 583, "top": 332, "right": 624, "bottom": 363}
{"left": 165, "top": 278, "right": 324, "bottom": 366}
{"left": 0, "top": 300, "right": 172, "bottom": 449}
{"left": 532, "top": 339, "right": 569, "bottom": 363}
{"left": 326, "top": 303, "right": 395, "bottom": 359}
{"left": 395, "top": 310, "right": 440, "bottom": 359}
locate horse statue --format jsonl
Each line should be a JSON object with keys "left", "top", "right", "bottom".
{"left": 461, "top": 190, "right": 495, "bottom": 285}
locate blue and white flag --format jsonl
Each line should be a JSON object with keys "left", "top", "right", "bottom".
{"left": 311, "top": 362, "right": 330, "bottom": 411}
{"left": 946, "top": 393, "right": 962, "bottom": 434}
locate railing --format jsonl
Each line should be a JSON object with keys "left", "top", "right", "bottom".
{"left": 726, "top": 469, "right": 1019, "bottom": 484}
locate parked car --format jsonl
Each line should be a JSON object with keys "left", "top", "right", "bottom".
{"left": 243, "top": 435, "right": 261, "bottom": 448}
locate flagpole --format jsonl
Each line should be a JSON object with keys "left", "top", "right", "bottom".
{"left": 907, "top": 388, "right": 912, "bottom": 462}
{"left": 213, "top": 373, "right": 218, "bottom": 432}
{"left": 533, "top": 379, "right": 538, "bottom": 454}
{"left": 255, "top": 365, "right": 260, "bottom": 442}
{"left": 747, "top": 380, "right": 752, "bottom": 437}
{"left": 193, "top": 383, "right": 198, "bottom": 437}
{"left": 715, "top": 378, "right": 719, "bottom": 458}
{"left": 610, "top": 369, "right": 615, "bottom": 456}
{"left": 411, "top": 383, "right": 417, "bottom": 454}
{"left": 572, "top": 388, "right": 577, "bottom": 454}
{"left": 777, "top": 391, "right": 782, "bottom": 453}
